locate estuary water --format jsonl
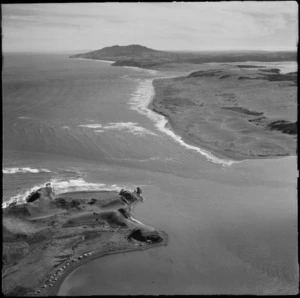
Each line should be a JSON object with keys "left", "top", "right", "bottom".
{"left": 2, "top": 53, "right": 298, "bottom": 294}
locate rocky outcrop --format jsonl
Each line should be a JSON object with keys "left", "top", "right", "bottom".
{"left": 26, "top": 184, "right": 54, "bottom": 203}
{"left": 128, "top": 228, "right": 163, "bottom": 244}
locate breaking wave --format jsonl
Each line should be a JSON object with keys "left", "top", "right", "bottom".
{"left": 2, "top": 177, "right": 134, "bottom": 208}
{"left": 103, "top": 122, "right": 157, "bottom": 136}
{"left": 79, "top": 124, "right": 103, "bottom": 129}
{"left": 79, "top": 122, "right": 157, "bottom": 136}
{"left": 3, "top": 167, "right": 52, "bottom": 175}
{"left": 128, "top": 78, "right": 237, "bottom": 166}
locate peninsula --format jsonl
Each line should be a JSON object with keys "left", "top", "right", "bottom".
{"left": 70, "top": 44, "right": 296, "bottom": 69}
{"left": 3, "top": 185, "right": 167, "bottom": 296}
{"left": 71, "top": 45, "right": 297, "bottom": 160}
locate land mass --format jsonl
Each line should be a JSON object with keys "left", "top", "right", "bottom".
{"left": 3, "top": 185, "right": 167, "bottom": 296}
{"left": 70, "top": 44, "right": 297, "bottom": 69}
{"left": 151, "top": 65, "right": 297, "bottom": 160}
{"left": 70, "top": 45, "right": 297, "bottom": 160}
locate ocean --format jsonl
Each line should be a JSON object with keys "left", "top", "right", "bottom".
{"left": 2, "top": 53, "right": 298, "bottom": 294}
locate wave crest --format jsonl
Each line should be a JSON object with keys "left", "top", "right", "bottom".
{"left": 3, "top": 167, "right": 52, "bottom": 175}
{"left": 128, "top": 79, "right": 237, "bottom": 166}
{"left": 79, "top": 122, "right": 157, "bottom": 136}
{"left": 2, "top": 178, "right": 133, "bottom": 208}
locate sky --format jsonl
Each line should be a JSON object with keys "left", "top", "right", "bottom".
{"left": 2, "top": 2, "right": 298, "bottom": 53}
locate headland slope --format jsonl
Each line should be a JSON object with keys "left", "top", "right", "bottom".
{"left": 2, "top": 185, "right": 167, "bottom": 296}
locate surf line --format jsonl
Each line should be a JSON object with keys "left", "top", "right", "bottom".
{"left": 76, "top": 58, "right": 236, "bottom": 166}
{"left": 129, "top": 74, "right": 238, "bottom": 167}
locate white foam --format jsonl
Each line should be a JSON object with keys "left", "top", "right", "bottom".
{"left": 74, "top": 58, "right": 115, "bottom": 64}
{"left": 18, "top": 116, "right": 30, "bottom": 120}
{"left": 129, "top": 78, "right": 237, "bottom": 167}
{"left": 50, "top": 178, "right": 127, "bottom": 194}
{"left": 79, "top": 122, "right": 157, "bottom": 136}
{"left": 2, "top": 182, "right": 47, "bottom": 208}
{"left": 122, "top": 66, "right": 159, "bottom": 75}
{"left": 2, "top": 178, "right": 134, "bottom": 208}
{"left": 79, "top": 124, "right": 103, "bottom": 129}
{"left": 3, "top": 167, "right": 52, "bottom": 174}
{"left": 103, "top": 122, "right": 157, "bottom": 136}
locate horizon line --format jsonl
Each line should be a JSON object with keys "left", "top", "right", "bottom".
{"left": 3, "top": 48, "right": 298, "bottom": 54}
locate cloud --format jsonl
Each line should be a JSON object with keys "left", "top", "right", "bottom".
{"left": 2, "top": 2, "right": 298, "bottom": 52}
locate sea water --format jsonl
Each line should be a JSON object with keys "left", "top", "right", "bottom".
{"left": 2, "top": 53, "right": 298, "bottom": 294}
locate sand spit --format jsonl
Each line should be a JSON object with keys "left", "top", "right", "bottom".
{"left": 2, "top": 185, "right": 167, "bottom": 297}
{"left": 150, "top": 64, "right": 297, "bottom": 162}
{"left": 129, "top": 76, "right": 236, "bottom": 166}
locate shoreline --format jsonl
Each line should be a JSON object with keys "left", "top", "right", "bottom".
{"left": 72, "top": 57, "right": 296, "bottom": 166}
{"left": 147, "top": 71, "right": 296, "bottom": 164}
{"left": 49, "top": 195, "right": 167, "bottom": 297}
{"left": 3, "top": 188, "right": 168, "bottom": 297}
{"left": 50, "top": 231, "right": 168, "bottom": 296}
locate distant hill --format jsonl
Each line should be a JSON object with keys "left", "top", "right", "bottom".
{"left": 84, "top": 44, "right": 161, "bottom": 57}
{"left": 70, "top": 45, "right": 297, "bottom": 69}
{"left": 70, "top": 44, "right": 165, "bottom": 59}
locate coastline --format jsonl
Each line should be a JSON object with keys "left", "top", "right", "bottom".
{"left": 2, "top": 188, "right": 168, "bottom": 297}
{"left": 3, "top": 55, "right": 297, "bottom": 296}
{"left": 72, "top": 56, "right": 292, "bottom": 166}
{"left": 127, "top": 73, "right": 236, "bottom": 166}
{"left": 51, "top": 232, "right": 168, "bottom": 296}
{"left": 147, "top": 66, "right": 296, "bottom": 163}
{"left": 146, "top": 79, "right": 238, "bottom": 166}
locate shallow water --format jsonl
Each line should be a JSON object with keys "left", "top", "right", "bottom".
{"left": 2, "top": 54, "right": 298, "bottom": 294}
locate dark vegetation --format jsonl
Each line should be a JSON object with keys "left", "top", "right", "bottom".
{"left": 128, "top": 228, "right": 163, "bottom": 243}
{"left": 236, "top": 65, "right": 265, "bottom": 68}
{"left": 26, "top": 191, "right": 40, "bottom": 203}
{"left": 219, "top": 74, "right": 231, "bottom": 79}
{"left": 262, "top": 73, "right": 297, "bottom": 84}
{"left": 222, "top": 107, "right": 264, "bottom": 116}
{"left": 5, "top": 286, "right": 31, "bottom": 297}
{"left": 119, "top": 189, "right": 137, "bottom": 203}
{"left": 268, "top": 121, "right": 297, "bottom": 135}
{"left": 87, "top": 198, "right": 97, "bottom": 205}
{"left": 188, "top": 70, "right": 223, "bottom": 78}
{"left": 259, "top": 68, "right": 280, "bottom": 73}
{"left": 238, "top": 72, "right": 297, "bottom": 84}
{"left": 118, "top": 208, "right": 130, "bottom": 219}
{"left": 99, "top": 211, "right": 127, "bottom": 228}
{"left": 54, "top": 198, "right": 81, "bottom": 209}
{"left": 3, "top": 204, "right": 31, "bottom": 218}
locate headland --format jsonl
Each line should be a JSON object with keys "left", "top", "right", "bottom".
{"left": 2, "top": 185, "right": 167, "bottom": 296}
